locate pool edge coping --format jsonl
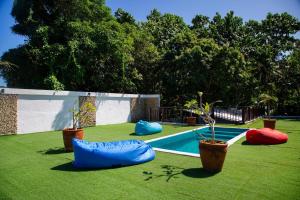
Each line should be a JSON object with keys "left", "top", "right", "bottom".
{"left": 146, "top": 126, "right": 250, "bottom": 158}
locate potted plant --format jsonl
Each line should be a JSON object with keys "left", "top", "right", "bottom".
{"left": 258, "top": 93, "right": 278, "bottom": 129}
{"left": 184, "top": 99, "right": 198, "bottom": 126}
{"left": 62, "top": 102, "right": 96, "bottom": 152}
{"left": 197, "top": 92, "right": 225, "bottom": 172}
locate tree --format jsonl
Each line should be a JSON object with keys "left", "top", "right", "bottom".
{"left": 276, "top": 49, "right": 300, "bottom": 108}
{"left": 1, "top": 0, "right": 138, "bottom": 92}
{"left": 211, "top": 46, "right": 249, "bottom": 106}
{"left": 209, "top": 11, "right": 244, "bottom": 47}
{"left": 161, "top": 38, "right": 220, "bottom": 105}
{"left": 191, "top": 14, "right": 210, "bottom": 38}
{"left": 244, "top": 13, "right": 300, "bottom": 106}
{"left": 129, "top": 29, "right": 161, "bottom": 93}
{"left": 261, "top": 12, "right": 300, "bottom": 51}
{"left": 115, "top": 8, "right": 135, "bottom": 24}
{"left": 1, "top": 4, "right": 300, "bottom": 110}
{"left": 143, "top": 10, "right": 189, "bottom": 53}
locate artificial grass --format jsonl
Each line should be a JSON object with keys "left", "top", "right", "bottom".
{"left": 0, "top": 119, "right": 300, "bottom": 200}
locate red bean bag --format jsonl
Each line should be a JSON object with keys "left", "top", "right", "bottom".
{"left": 246, "top": 128, "right": 288, "bottom": 145}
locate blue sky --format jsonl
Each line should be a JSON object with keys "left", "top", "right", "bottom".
{"left": 1, "top": 0, "right": 300, "bottom": 86}
{"left": 106, "top": 0, "right": 300, "bottom": 23}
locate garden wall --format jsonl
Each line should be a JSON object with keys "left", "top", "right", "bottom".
{"left": 0, "top": 88, "right": 160, "bottom": 134}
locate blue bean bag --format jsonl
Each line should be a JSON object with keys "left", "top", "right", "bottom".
{"left": 135, "top": 120, "right": 163, "bottom": 135}
{"left": 72, "top": 139, "right": 155, "bottom": 169}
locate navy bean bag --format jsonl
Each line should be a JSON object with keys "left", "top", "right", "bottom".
{"left": 135, "top": 120, "right": 162, "bottom": 135}
{"left": 246, "top": 128, "right": 288, "bottom": 145}
{"left": 72, "top": 139, "right": 155, "bottom": 169}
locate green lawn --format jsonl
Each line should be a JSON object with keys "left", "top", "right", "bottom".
{"left": 0, "top": 119, "right": 300, "bottom": 200}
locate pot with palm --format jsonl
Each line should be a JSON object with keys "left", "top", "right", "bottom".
{"left": 184, "top": 99, "right": 198, "bottom": 126}
{"left": 258, "top": 93, "right": 278, "bottom": 129}
{"left": 63, "top": 102, "right": 96, "bottom": 152}
{"left": 197, "top": 92, "right": 226, "bottom": 173}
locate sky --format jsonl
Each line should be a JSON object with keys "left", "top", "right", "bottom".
{"left": 1, "top": 0, "right": 300, "bottom": 86}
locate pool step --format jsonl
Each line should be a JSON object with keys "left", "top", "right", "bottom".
{"left": 202, "top": 130, "right": 241, "bottom": 136}
{"left": 200, "top": 133, "right": 234, "bottom": 140}
{"left": 214, "top": 128, "right": 248, "bottom": 133}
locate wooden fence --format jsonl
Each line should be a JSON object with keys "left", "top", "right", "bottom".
{"left": 148, "top": 106, "right": 263, "bottom": 124}
{"left": 212, "top": 106, "right": 262, "bottom": 124}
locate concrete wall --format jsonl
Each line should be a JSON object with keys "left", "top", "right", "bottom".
{"left": 0, "top": 88, "right": 160, "bottom": 134}
{"left": 17, "top": 95, "right": 78, "bottom": 134}
{"left": 96, "top": 96, "right": 132, "bottom": 125}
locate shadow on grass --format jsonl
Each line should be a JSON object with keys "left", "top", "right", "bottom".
{"left": 129, "top": 132, "right": 160, "bottom": 136}
{"left": 143, "top": 165, "right": 183, "bottom": 182}
{"left": 181, "top": 168, "right": 217, "bottom": 178}
{"left": 37, "top": 147, "right": 67, "bottom": 155}
{"left": 241, "top": 141, "right": 268, "bottom": 146}
{"left": 241, "top": 140, "right": 290, "bottom": 147}
{"left": 241, "top": 141, "right": 251, "bottom": 145}
{"left": 241, "top": 141, "right": 271, "bottom": 146}
{"left": 143, "top": 165, "right": 216, "bottom": 182}
{"left": 51, "top": 162, "right": 132, "bottom": 172}
{"left": 51, "top": 162, "right": 79, "bottom": 171}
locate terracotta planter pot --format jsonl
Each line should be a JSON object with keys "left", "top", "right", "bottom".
{"left": 186, "top": 116, "right": 197, "bottom": 126}
{"left": 263, "top": 119, "right": 276, "bottom": 129}
{"left": 199, "top": 140, "right": 228, "bottom": 172}
{"left": 62, "top": 128, "right": 84, "bottom": 152}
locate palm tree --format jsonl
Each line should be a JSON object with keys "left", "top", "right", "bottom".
{"left": 258, "top": 93, "right": 278, "bottom": 119}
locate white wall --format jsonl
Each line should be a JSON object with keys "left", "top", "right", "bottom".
{"left": 96, "top": 96, "right": 131, "bottom": 125}
{"left": 0, "top": 88, "right": 159, "bottom": 134}
{"left": 17, "top": 95, "right": 78, "bottom": 134}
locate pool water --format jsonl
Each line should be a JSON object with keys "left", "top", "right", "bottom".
{"left": 147, "top": 127, "right": 248, "bottom": 155}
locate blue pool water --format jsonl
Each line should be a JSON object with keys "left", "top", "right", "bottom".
{"left": 147, "top": 127, "right": 248, "bottom": 154}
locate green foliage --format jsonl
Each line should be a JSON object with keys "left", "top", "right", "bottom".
{"left": 2, "top": 0, "right": 139, "bottom": 93}
{"left": 184, "top": 99, "right": 199, "bottom": 116}
{"left": 69, "top": 101, "right": 96, "bottom": 129}
{"left": 143, "top": 10, "right": 189, "bottom": 52}
{"left": 209, "top": 11, "right": 244, "bottom": 47}
{"left": 115, "top": 8, "right": 135, "bottom": 24}
{"left": 191, "top": 14, "right": 210, "bottom": 38}
{"left": 258, "top": 93, "right": 278, "bottom": 118}
{"left": 43, "top": 74, "right": 65, "bottom": 91}
{"left": 184, "top": 99, "right": 198, "bottom": 109}
{"left": 1, "top": 2, "right": 299, "bottom": 110}
{"left": 130, "top": 29, "right": 161, "bottom": 93}
{"left": 258, "top": 93, "right": 278, "bottom": 106}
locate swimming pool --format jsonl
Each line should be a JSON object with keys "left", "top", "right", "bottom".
{"left": 146, "top": 126, "right": 248, "bottom": 157}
